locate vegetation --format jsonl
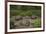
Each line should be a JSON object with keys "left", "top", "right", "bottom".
{"left": 10, "top": 5, "right": 41, "bottom": 17}
{"left": 32, "top": 18, "right": 41, "bottom": 28}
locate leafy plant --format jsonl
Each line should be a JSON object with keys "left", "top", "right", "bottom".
{"left": 32, "top": 18, "right": 41, "bottom": 28}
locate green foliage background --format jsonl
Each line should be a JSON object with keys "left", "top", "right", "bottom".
{"left": 10, "top": 5, "right": 41, "bottom": 17}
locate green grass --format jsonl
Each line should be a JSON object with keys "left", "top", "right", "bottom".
{"left": 32, "top": 18, "right": 41, "bottom": 28}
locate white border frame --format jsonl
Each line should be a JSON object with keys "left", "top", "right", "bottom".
{"left": 7, "top": 2, "right": 43, "bottom": 32}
